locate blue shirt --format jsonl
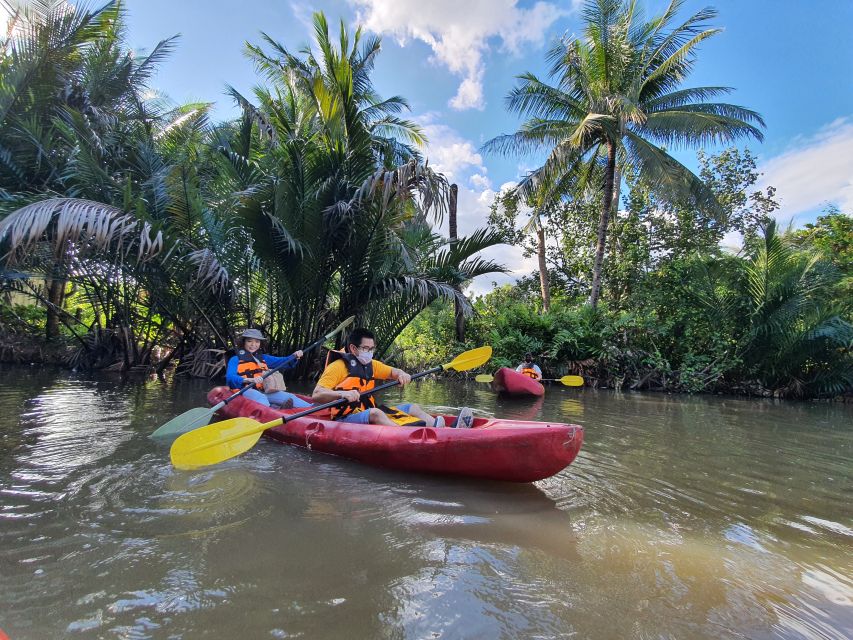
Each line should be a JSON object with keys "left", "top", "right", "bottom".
{"left": 226, "top": 352, "right": 298, "bottom": 389}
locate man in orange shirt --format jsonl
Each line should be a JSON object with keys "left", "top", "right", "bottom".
{"left": 312, "top": 328, "right": 473, "bottom": 428}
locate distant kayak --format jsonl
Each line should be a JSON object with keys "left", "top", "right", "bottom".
{"left": 492, "top": 367, "right": 545, "bottom": 397}
{"left": 207, "top": 387, "right": 582, "bottom": 482}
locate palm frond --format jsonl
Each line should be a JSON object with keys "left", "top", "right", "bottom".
{"left": 0, "top": 197, "right": 163, "bottom": 264}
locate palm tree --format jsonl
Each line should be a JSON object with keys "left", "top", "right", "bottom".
{"left": 484, "top": 0, "right": 764, "bottom": 308}
{"left": 741, "top": 221, "right": 853, "bottom": 397}
{"left": 0, "top": 1, "right": 236, "bottom": 368}
{"left": 0, "top": 0, "right": 185, "bottom": 342}
{"left": 212, "top": 13, "right": 505, "bottom": 357}
{"left": 0, "top": 8, "right": 505, "bottom": 372}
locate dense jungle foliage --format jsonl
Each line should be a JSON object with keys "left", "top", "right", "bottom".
{"left": 1, "top": 0, "right": 851, "bottom": 398}
{"left": 0, "top": 0, "right": 504, "bottom": 375}
{"left": 399, "top": 203, "right": 853, "bottom": 398}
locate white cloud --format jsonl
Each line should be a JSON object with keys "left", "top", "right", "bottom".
{"left": 289, "top": 1, "right": 315, "bottom": 29}
{"left": 349, "top": 0, "right": 567, "bottom": 110}
{"left": 417, "top": 118, "right": 537, "bottom": 293}
{"left": 419, "top": 119, "right": 491, "bottom": 233}
{"left": 421, "top": 123, "right": 484, "bottom": 183}
{"left": 720, "top": 230, "right": 743, "bottom": 253}
{"left": 467, "top": 245, "right": 538, "bottom": 297}
{"left": 469, "top": 173, "right": 491, "bottom": 190}
{"left": 759, "top": 116, "right": 853, "bottom": 221}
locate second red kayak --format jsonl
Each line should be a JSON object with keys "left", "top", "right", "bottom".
{"left": 207, "top": 387, "right": 582, "bottom": 482}
{"left": 491, "top": 367, "right": 545, "bottom": 397}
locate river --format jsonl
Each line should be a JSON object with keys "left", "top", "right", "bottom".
{"left": 0, "top": 366, "right": 851, "bottom": 639}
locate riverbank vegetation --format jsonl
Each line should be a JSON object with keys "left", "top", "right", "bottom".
{"left": 1, "top": 1, "right": 850, "bottom": 398}
{"left": 0, "top": 1, "right": 504, "bottom": 375}
{"left": 398, "top": 203, "right": 853, "bottom": 398}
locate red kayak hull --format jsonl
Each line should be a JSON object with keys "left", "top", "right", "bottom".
{"left": 492, "top": 367, "right": 545, "bottom": 397}
{"left": 207, "top": 387, "right": 583, "bottom": 483}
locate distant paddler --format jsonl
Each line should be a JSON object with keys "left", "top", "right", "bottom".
{"left": 516, "top": 353, "right": 543, "bottom": 381}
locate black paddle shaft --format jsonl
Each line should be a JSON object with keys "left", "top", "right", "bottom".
{"left": 281, "top": 365, "right": 444, "bottom": 423}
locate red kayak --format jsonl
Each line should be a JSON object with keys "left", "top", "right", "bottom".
{"left": 207, "top": 387, "right": 583, "bottom": 483}
{"left": 492, "top": 367, "right": 545, "bottom": 397}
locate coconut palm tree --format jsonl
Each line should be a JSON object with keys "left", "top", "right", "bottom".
{"left": 484, "top": 0, "right": 764, "bottom": 308}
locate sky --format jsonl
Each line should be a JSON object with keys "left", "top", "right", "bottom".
{"left": 8, "top": 0, "right": 853, "bottom": 292}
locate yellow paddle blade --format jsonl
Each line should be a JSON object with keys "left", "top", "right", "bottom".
{"left": 559, "top": 375, "right": 584, "bottom": 387}
{"left": 170, "top": 416, "right": 283, "bottom": 469}
{"left": 442, "top": 346, "right": 492, "bottom": 372}
{"left": 474, "top": 374, "right": 494, "bottom": 383}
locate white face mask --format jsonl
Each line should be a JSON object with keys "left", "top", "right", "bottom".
{"left": 356, "top": 351, "right": 374, "bottom": 365}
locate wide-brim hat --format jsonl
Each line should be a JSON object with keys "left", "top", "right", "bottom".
{"left": 239, "top": 328, "right": 266, "bottom": 341}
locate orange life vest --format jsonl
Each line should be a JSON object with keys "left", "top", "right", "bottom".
{"left": 325, "top": 350, "right": 424, "bottom": 426}
{"left": 234, "top": 350, "right": 268, "bottom": 390}
{"left": 326, "top": 350, "right": 377, "bottom": 419}
{"left": 520, "top": 366, "right": 539, "bottom": 379}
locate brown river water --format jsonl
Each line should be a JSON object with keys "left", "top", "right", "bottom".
{"left": 0, "top": 366, "right": 851, "bottom": 639}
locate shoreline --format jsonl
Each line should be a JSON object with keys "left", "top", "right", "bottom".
{"left": 3, "top": 356, "right": 851, "bottom": 404}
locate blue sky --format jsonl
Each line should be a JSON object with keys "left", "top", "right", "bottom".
{"left": 119, "top": 0, "right": 853, "bottom": 288}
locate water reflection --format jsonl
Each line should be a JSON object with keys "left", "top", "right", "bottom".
{"left": 398, "top": 481, "right": 580, "bottom": 562}
{"left": 0, "top": 370, "right": 851, "bottom": 639}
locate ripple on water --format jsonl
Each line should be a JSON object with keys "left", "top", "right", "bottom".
{"left": 1, "top": 374, "right": 852, "bottom": 639}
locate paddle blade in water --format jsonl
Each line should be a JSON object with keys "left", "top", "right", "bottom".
{"left": 170, "top": 417, "right": 275, "bottom": 469}
{"left": 474, "top": 374, "right": 494, "bottom": 383}
{"left": 560, "top": 375, "right": 584, "bottom": 387}
{"left": 150, "top": 406, "right": 216, "bottom": 440}
{"left": 444, "top": 346, "right": 492, "bottom": 372}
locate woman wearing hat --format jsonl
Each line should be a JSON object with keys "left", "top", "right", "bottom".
{"left": 225, "top": 328, "right": 312, "bottom": 409}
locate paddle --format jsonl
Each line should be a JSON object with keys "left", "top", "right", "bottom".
{"left": 170, "top": 345, "right": 493, "bottom": 469}
{"left": 150, "top": 316, "right": 355, "bottom": 439}
{"left": 475, "top": 373, "right": 584, "bottom": 387}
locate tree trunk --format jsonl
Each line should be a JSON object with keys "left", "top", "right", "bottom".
{"left": 536, "top": 223, "right": 551, "bottom": 313}
{"left": 449, "top": 183, "right": 466, "bottom": 341}
{"left": 45, "top": 277, "right": 65, "bottom": 341}
{"left": 590, "top": 141, "right": 618, "bottom": 309}
{"left": 607, "top": 164, "right": 623, "bottom": 303}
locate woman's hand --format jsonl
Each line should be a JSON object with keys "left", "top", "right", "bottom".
{"left": 293, "top": 350, "right": 304, "bottom": 359}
